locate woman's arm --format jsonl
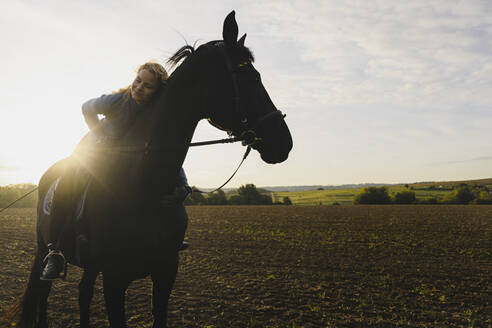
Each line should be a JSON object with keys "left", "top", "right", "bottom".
{"left": 81, "top": 94, "right": 124, "bottom": 135}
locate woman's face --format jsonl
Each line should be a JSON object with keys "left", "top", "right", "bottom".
{"left": 131, "top": 69, "right": 159, "bottom": 104}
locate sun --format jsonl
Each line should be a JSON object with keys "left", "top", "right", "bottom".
{"left": 0, "top": 111, "right": 88, "bottom": 186}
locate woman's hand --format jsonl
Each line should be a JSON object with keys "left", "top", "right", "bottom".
{"left": 161, "top": 186, "right": 192, "bottom": 206}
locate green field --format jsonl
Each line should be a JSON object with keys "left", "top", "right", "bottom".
{"left": 271, "top": 186, "right": 462, "bottom": 205}
{"left": 272, "top": 188, "right": 361, "bottom": 205}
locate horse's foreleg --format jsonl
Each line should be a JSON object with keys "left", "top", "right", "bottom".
{"left": 102, "top": 273, "right": 130, "bottom": 328}
{"left": 151, "top": 255, "right": 179, "bottom": 328}
{"left": 78, "top": 269, "right": 99, "bottom": 328}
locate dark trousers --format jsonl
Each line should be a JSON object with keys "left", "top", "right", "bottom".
{"left": 49, "top": 161, "right": 77, "bottom": 248}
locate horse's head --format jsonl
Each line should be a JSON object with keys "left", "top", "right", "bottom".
{"left": 173, "top": 11, "right": 292, "bottom": 164}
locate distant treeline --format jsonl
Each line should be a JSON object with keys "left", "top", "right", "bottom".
{"left": 185, "top": 184, "right": 292, "bottom": 205}
{"left": 0, "top": 183, "right": 291, "bottom": 209}
{"left": 0, "top": 184, "right": 38, "bottom": 208}
{"left": 9, "top": 182, "right": 490, "bottom": 208}
{"left": 354, "top": 185, "right": 492, "bottom": 205}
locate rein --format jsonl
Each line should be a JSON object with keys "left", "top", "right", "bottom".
{"left": 0, "top": 186, "right": 38, "bottom": 214}
{"left": 0, "top": 137, "right": 247, "bottom": 215}
{"left": 190, "top": 136, "right": 242, "bottom": 147}
{"left": 189, "top": 135, "right": 252, "bottom": 194}
{"left": 83, "top": 134, "right": 254, "bottom": 194}
{"left": 192, "top": 145, "right": 251, "bottom": 194}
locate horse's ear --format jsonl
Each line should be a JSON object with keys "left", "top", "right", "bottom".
{"left": 223, "top": 10, "right": 238, "bottom": 47}
{"left": 238, "top": 33, "right": 247, "bottom": 47}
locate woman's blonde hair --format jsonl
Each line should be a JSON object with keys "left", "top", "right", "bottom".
{"left": 114, "top": 61, "right": 169, "bottom": 100}
{"left": 137, "top": 62, "right": 168, "bottom": 84}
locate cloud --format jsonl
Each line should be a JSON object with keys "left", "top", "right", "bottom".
{"left": 245, "top": 1, "right": 492, "bottom": 108}
{"left": 432, "top": 155, "right": 492, "bottom": 165}
{"left": 1, "top": 1, "right": 491, "bottom": 186}
{"left": 472, "top": 156, "right": 492, "bottom": 161}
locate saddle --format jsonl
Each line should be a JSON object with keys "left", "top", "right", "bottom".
{"left": 43, "top": 132, "right": 103, "bottom": 231}
{"left": 43, "top": 171, "right": 91, "bottom": 222}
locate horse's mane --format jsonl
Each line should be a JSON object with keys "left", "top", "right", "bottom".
{"left": 166, "top": 41, "right": 255, "bottom": 72}
{"left": 167, "top": 45, "right": 195, "bottom": 70}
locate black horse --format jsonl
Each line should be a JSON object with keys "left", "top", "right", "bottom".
{"left": 6, "top": 11, "right": 292, "bottom": 328}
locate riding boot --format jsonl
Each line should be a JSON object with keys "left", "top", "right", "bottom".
{"left": 41, "top": 168, "right": 73, "bottom": 280}
{"left": 40, "top": 243, "right": 67, "bottom": 280}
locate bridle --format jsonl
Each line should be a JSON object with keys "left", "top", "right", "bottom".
{"left": 214, "top": 42, "right": 286, "bottom": 148}
{"left": 185, "top": 43, "right": 286, "bottom": 193}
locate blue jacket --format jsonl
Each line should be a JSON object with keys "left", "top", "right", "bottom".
{"left": 82, "top": 93, "right": 140, "bottom": 138}
{"left": 82, "top": 93, "right": 189, "bottom": 187}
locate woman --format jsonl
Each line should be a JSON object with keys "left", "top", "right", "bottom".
{"left": 83, "top": 62, "right": 166, "bottom": 139}
{"left": 41, "top": 62, "right": 191, "bottom": 280}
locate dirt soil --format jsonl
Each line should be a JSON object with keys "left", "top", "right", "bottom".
{"left": 0, "top": 205, "right": 491, "bottom": 327}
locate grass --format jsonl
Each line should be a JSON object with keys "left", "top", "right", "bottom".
{"left": 271, "top": 188, "right": 359, "bottom": 205}
{"left": 271, "top": 185, "right": 458, "bottom": 205}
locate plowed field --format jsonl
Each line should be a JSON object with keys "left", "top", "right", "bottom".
{"left": 1, "top": 205, "right": 491, "bottom": 327}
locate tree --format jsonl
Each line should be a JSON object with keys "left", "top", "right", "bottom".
{"left": 206, "top": 190, "right": 228, "bottom": 205}
{"left": 228, "top": 184, "right": 273, "bottom": 205}
{"left": 443, "top": 185, "right": 475, "bottom": 204}
{"left": 471, "top": 191, "right": 492, "bottom": 204}
{"left": 237, "top": 184, "right": 261, "bottom": 204}
{"left": 228, "top": 194, "right": 243, "bottom": 205}
{"left": 393, "top": 190, "right": 416, "bottom": 204}
{"left": 184, "top": 184, "right": 274, "bottom": 205}
{"left": 259, "top": 193, "right": 273, "bottom": 205}
{"left": 353, "top": 186, "right": 392, "bottom": 204}
{"left": 184, "top": 189, "right": 206, "bottom": 205}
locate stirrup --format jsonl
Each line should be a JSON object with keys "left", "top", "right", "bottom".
{"left": 41, "top": 249, "right": 68, "bottom": 280}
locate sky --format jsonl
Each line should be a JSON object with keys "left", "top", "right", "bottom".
{"left": 1, "top": 0, "right": 491, "bottom": 188}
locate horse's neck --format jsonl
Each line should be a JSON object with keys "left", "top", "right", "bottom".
{"left": 109, "top": 66, "right": 205, "bottom": 197}
{"left": 139, "top": 84, "right": 201, "bottom": 195}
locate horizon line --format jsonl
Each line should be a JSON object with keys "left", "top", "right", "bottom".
{"left": 3, "top": 177, "right": 491, "bottom": 189}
